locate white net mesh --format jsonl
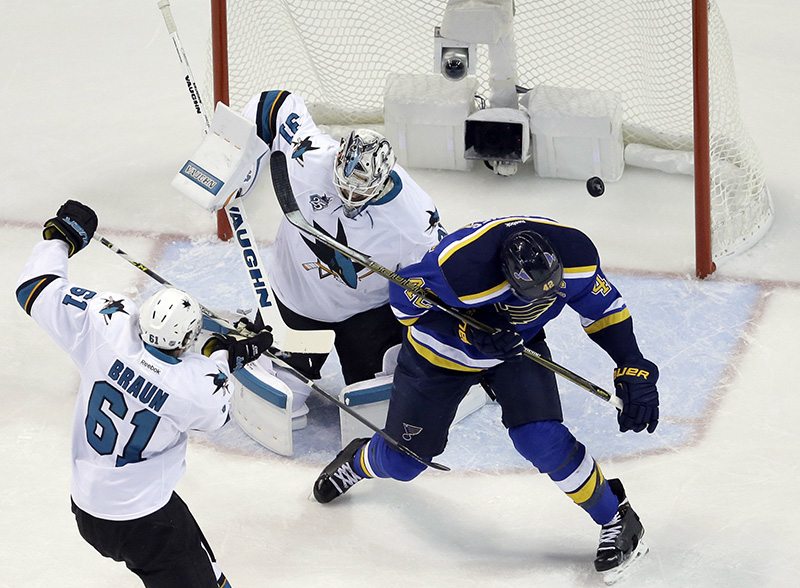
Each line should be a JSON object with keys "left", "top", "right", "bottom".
{"left": 211, "top": 0, "right": 771, "bottom": 261}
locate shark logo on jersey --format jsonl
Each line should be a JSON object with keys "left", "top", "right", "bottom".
{"left": 426, "top": 209, "right": 440, "bottom": 231}
{"left": 309, "top": 193, "right": 332, "bottom": 211}
{"left": 425, "top": 208, "right": 447, "bottom": 240}
{"left": 206, "top": 370, "right": 230, "bottom": 396}
{"left": 401, "top": 422, "right": 423, "bottom": 442}
{"left": 99, "top": 297, "right": 129, "bottom": 324}
{"left": 300, "top": 220, "right": 371, "bottom": 288}
{"left": 291, "top": 136, "right": 319, "bottom": 166}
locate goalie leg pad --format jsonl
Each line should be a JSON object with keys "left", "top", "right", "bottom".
{"left": 273, "top": 365, "right": 312, "bottom": 419}
{"left": 232, "top": 356, "right": 294, "bottom": 456}
{"left": 338, "top": 376, "right": 487, "bottom": 449}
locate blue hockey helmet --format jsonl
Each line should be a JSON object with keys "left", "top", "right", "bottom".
{"left": 500, "top": 230, "right": 563, "bottom": 301}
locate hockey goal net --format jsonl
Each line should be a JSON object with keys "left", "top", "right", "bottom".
{"left": 207, "top": 0, "right": 771, "bottom": 277}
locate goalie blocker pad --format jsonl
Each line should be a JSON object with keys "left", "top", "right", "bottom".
{"left": 172, "top": 102, "right": 268, "bottom": 212}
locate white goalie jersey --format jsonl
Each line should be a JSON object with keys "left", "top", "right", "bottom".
{"left": 240, "top": 91, "right": 445, "bottom": 323}
{"left": 16, "top": 240, "right": 232, "bottom": 521}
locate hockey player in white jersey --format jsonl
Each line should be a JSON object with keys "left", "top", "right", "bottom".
{"left": 239, "top": 90, "right": 445, "bottom": 418}
{"left": 16, "top": 200, "right": 272, "bottom": 588}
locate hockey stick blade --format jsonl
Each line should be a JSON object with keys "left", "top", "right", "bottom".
{"left": 270, "top": 151, "right": 621, "bottom": 410}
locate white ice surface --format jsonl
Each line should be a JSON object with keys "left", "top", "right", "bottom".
{"left": 1, "top": 1, "right": 799, "bottom": 587}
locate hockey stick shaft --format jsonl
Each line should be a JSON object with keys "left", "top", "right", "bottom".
{"left": 94, "top": 233, "right": 448, "bottom": 471}
{"left": 157, "top": 0, "right": 211, "bottom": 128}
{"left": 269, "top": 151, "right": 622, "bottom": 410}
{"left": 156, "top": 1, "right": 334, "bottom": 354}
{"left": 93, "top": 234, "right": 247, "bottom": 335}
{"left": 268, "top": 363, "right": 450, "bottom": 471}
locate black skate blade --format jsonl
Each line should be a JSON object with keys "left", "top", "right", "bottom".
{"left": 601, "top": 540, "right": 649, "bottom": 585}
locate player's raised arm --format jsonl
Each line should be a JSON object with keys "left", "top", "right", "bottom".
{"left": 15, "top": 200, "right": 100, "bottom": 356}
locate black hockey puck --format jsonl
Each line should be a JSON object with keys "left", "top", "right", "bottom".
{"left": 586, "top": 176, "right": 605, "bottom": 197}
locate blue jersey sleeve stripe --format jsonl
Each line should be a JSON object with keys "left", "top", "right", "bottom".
{"left": 583, "top": 308, "right": 631, "bottom": 334}
{"left": 438, "top": 218, "right": 512, "bottom": 266}
{"left": 16, "top": 274, "right": 59, "bottom": 315}
{"left": 458, "top": 280, "right": 510, "bottom": 304}
{"left": 405, "top": 331, "right": 483, "bottom": 372}
{"left": 256, "top": 90, "right": 290, "bottom": 149}
{"left": 564, "top": 265, "right": 598, "bottom": 279}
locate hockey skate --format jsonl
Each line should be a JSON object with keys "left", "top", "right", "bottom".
{"left": 594, "top": 478, "right": 649, "bottom": 585}
{"left": 313, "top": 438, "right": 369, "bottom": 504}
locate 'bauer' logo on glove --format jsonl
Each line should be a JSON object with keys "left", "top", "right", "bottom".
{"left": 613, "top": 358, "right": 660, "bottom": 434}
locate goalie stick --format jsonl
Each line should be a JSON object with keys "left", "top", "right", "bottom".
{"left": 93, "top": 233, "right": 449, "bottom": 472}
{"left": 157, "top": 0, "right": 334, "bottom": 354}
{"left": 269, "top": 150, "right": 624, "bottom": 411}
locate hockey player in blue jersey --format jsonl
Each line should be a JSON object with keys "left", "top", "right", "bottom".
{"left": 313, "top": 215, "right": 658, "bottom": 582}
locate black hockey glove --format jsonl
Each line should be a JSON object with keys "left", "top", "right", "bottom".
{"left": 202, "top": 327, "right": 274, "bottom": 372}
{"left": 458, "top": 320, "right": 524, "bottom": 361}
{"left": 613, "top": 358, "right": 659, "bottom": 433}
{"left": 42, "top": 199, "right": 98, "bottom": 257}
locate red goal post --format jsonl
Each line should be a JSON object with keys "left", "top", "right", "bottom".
{"left": 208, "top": 0, "right": 771, "bottom": 278}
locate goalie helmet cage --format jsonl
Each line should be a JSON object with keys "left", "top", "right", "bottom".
{"left": 208, "top": 0, "right": 771, "bottom": 278}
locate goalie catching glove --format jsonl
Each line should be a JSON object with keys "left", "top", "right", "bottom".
{"left": 43, "top": 199, "right": 98, "bottom": 257}
{"left": 613, "top": 358, "right": 660, "bottom": 434}
{"left": 202, "top": 326, "right": 274, "bottom": 373}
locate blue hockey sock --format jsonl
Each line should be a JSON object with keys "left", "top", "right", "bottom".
{"left": 352, "top": 434, "right": 427, "bottom": 481}
{"left": 509, "top": 421, "right": 619, "bottom": 525}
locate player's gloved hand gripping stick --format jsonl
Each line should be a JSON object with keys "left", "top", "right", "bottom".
{"left": 269, "top": 150, "right": 623, "bottom": 411}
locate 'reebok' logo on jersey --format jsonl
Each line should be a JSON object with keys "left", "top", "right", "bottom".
{"left": 99, "top": 297, "right": 130, "bottom": 324}
{"left": 291, "top": 136, "right": 319, "bottom": 166}
{"left": 300, "top": 219, "right": 373, "bottom": 288}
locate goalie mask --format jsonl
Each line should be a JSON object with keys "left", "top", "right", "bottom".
{"left": 138, "top": 287, "right": 203, "bottom": 352}
{"left": 333, "top": 129, "right": 396, "bottom": 218}
{"left": 500, "top": 230, "right": 563, "bottom": 302}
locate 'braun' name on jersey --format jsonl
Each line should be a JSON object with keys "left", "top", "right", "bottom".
{"left": 16, "top": 240, "right": 233, "bottom": 521}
